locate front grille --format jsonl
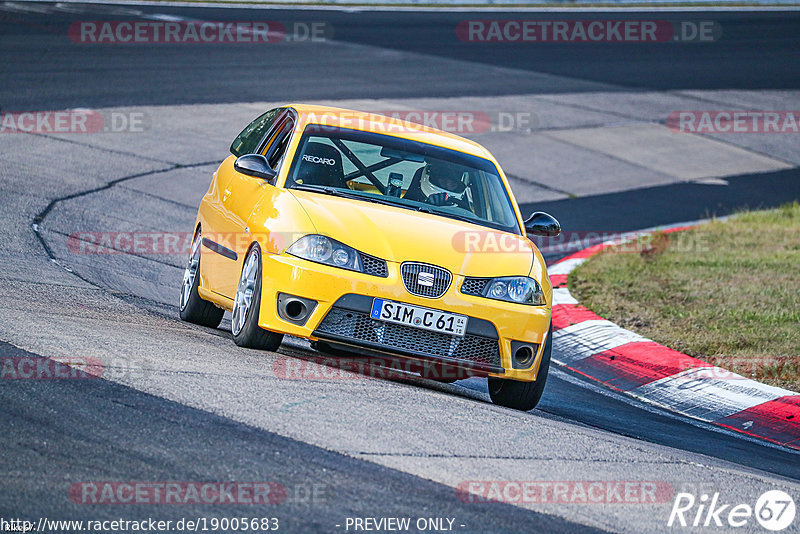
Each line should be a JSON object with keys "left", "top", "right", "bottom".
{"left": 358, "top": 252, "right": 388, "bottom": 278}
{"left": 461, "top": 277, "right": 491, "bottom": 296}
{"left": 401, "top": 262, "right": 452, "bottom": 298}
{"left": 316, "top": 307, "right": 501, "bottom": 368}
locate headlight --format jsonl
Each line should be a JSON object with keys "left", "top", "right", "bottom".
{"left": 287, "top": 235, "right": 362, "bottom": 272}
{"left": 481, "top": 276, "right": 545, "bottom": 306}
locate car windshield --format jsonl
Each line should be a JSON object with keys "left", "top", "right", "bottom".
{"left": 285, "top": 125, "right": 521, "bottom": 234}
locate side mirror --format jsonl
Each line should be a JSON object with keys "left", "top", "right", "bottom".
{"left": 524, "top": 211, "right": 561, "bottom": 237}
{"left": 234, "top": 154, "right": 277, "bottom": 182}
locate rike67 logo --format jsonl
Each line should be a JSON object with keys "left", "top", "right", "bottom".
{"left": 668, "top": 490, "right": 795, "bottom": 531}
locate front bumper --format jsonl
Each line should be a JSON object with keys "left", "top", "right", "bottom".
{"left": 257, "top": 253, "right": 551, "bottom": 381}
{"left": 313, "top": 295, "right": 504, "bottom": 375}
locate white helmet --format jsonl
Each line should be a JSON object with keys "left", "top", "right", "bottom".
{"left": 420, "top": 160, "right": 467, "bottom": 197}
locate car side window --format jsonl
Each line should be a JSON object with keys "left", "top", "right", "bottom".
{"left": 261, "top": 114, "right": 296, "bottom": 171}
{"left": 230, "top": 108, "right": 282, "bottom": 157}
{"left": 268, "top": 124, "right": 293, "bottom": 170}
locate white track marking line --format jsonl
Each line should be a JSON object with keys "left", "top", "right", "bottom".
{"left": 632, "top": 367, "right": 799, "bottom": 422}
{"left": 1, "top": 1, "right": 52, "bottom": 13}
{"left": 552, "top": 319, "right": 650, "bottom": 365}
{"left": 552, "top": 287, "right": 578, "bottom": 306}
{"left": 547, "top": 257, "right": 586, "bottom": 276}
{"left": 547, "top": 366, "right": 800, "bottom": 455}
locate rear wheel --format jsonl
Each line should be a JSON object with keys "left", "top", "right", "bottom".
{"left": 231, "top": 245, "right": 283, "bottom": 351}
{"left": 488, "top": 324, "right": 552, "bottom": 411}
{"left": 179, "top": 230, "right": 224, "bottom": 328}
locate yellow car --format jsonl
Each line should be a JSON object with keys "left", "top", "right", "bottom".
{"left": 180, "top": 104, "right": 561, "bottom": 410}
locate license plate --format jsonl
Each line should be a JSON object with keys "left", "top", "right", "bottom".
{"left": 370, "top": 298, "right": 467, "bottom": 337}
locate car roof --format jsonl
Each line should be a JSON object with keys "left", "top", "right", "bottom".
{"left": 286, "top": 103, "right": 495, "bottom": 161}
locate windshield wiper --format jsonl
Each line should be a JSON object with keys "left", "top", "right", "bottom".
{"left": 291, "top": 184, "right": 411, "bottom": 209}
{"left": 415, "top": 205, "right": 481, "bottom": 226}
{"left": 290, "top": 184, "right": 340, "bottom": 195}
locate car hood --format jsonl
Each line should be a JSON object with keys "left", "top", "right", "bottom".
{"left": 288, "top": 190, "right": 535, "bottom": 277}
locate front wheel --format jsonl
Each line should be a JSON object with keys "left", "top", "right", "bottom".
{"left": 179, "top": 230, "right": 224, "bottom": 328}
{"left": 231, "top": 245, "right": 283, "bottom": 351}
{"left": 488, "top": 324, "right": 552, "bottom": 411}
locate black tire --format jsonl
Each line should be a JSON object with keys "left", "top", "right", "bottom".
{"left": 488, "top": 323, "right": 552, "bottom": 411}
{"left": 179, "top": 230, "right": 224, "bottom": 328}
{"left": 231, "top": 246, "right": 283, "bottom": 351}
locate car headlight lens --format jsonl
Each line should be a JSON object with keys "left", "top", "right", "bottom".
{"left": 287, "top": 235, "right": 361, "bottom": 272}
{"left": 332, "top": 248, "right": 350, "bottom": 266}
{"left": 489, "top": 281, "right": 507, "bottom": 299}
{"left": 482, "top": 277, "right": 545, "bottom": 306}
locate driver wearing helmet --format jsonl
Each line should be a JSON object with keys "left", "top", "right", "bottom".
{"left": 406, "top": 159, "right": 470, "bottom": 208}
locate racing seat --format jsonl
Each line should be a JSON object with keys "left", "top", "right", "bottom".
{"left": 294, "top": 142, "right": 345, "bottom": 188}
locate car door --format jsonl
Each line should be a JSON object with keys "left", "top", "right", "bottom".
{"left": 213, "top": 109, "right": 297, "bottom": 298}
{"left": 201, "top": 107, "right": 283, "bottom": 298}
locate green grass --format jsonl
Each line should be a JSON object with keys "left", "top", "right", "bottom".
{"left": 569, "top": 202, "right": 800, "bottom": 392}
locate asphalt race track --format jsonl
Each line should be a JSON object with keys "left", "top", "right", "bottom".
{"left": 1, "top": 4, "right": 800, "bottom": 533}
